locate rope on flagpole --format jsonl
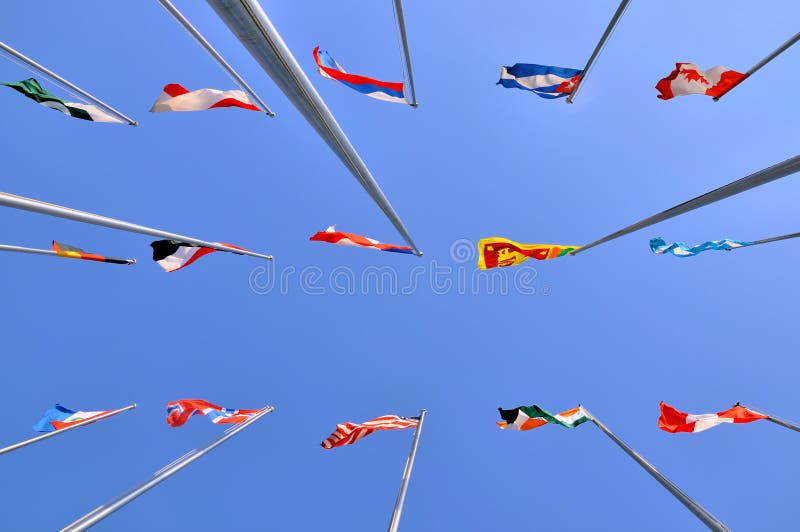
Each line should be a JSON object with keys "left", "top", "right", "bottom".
{"left": 391, "top": 0, "right": 418, "bottom": 108}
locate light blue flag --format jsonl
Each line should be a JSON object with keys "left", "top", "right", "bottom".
{"left": 497, "top": 64, "right": 583, "bottom": 99}
{"left": 650, "top": 237, "right": 753, "bottom": 257}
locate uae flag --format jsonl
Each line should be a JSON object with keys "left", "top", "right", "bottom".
{"left": 150, "top": 83, "right": 259, "bottom": 112}
{"left": 321, "top": 415, "right": 419, "bottom": 449}
{"left": 658, "top": 402, "right": 767, "bottom": 433}
{"left": 1, "top": 78, "right": 124, "bottom": 122}
{"left": 497, "top": 405, "right": 589, "bottom": 430}
{"left": 655, "top": 63, "right": 747, "bottom": 100}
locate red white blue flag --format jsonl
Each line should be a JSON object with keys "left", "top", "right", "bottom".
{"left": 655, "top": 63, "right": 747, "bottom": 100}
{"left": 321, "top": 415, "right": 419, "bottom": 449}
{"left": 166, "top": 399, "right": 260, "bottom": 427}
{"left": 497, "top": 63, "right": 583, "bottom": 99}
{"left": 313, "top": 46, "right": 406, "bottom": 103}
{"left": 33, "top": 404, "right": 110, "bottom": 432}
{"left": 309, "top": 226, "right": 413, "bottom": 254}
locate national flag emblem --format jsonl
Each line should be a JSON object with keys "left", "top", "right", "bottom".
{"left": 478, "top": 238, "right": 579, "bottom": 269}
{"left": 52, "top": 241, "right": 134, "bottom": 265}
{"left": 321, "top": 415, "right": 419, "bottom": 449}
{"left": 497, "top": 405, "right": 590, "bottom": 430}
{"left": 1, "top": 78, "right": 124, "bottom": 123}
{"left": 309, "top": 226, "right": 414, "bottom": 254}
{"left": 313, "top": 46, "right": 406, "bottom": 104}
{"left": 658, "top": 402, "right": 767, "bottom": 433}
{"left": 149, "top": 83, "right": 260, "bottom": 113}
{"left": 497, "top": 63, "right": 583, "bottom": 98}
{"left": 33, "top": 404, "right": 110, "bottom": 432}
{"left": 655, "top": 63, "right": 747, "bottom": 100}
{"left": 150, "top": 240, "right": 245, "bottom": 272}
{"left": 166, "top": 399, "right": 261, "bottom": 427}
{"left": 650, "top": 237, "right": 752, "bottom": 257}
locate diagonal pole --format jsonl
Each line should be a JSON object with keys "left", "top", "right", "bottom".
{"left": 392, "top": 0, "right": 418, "bottom": 108}
{"left": 61, "top": 406, "right": 274, "bottom": 531}
{"left": 0, "top": 404, "right": 137, "bottom": 456}
{"left": 737, "top": 404, "right": 800, "bottom": 433}
{"left": 388, "top": 409, "right": 426, "bottom": 532}
{"left": 0, "top": 243, "right": 135, "bottom": 265}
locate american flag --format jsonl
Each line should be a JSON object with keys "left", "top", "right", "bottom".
{"left": 321, "top": 415, "right": 419, "bottom": 449}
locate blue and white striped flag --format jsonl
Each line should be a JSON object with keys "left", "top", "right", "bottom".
{"left": 650, "top": 237, "right": 753, "bottom": 257}
{"left": 497, "top": 63, "right": 583, "bottom": 99}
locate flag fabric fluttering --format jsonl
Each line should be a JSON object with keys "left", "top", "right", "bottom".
{"left": 477, "top": 238, "right": 579, "bottom": 269}
{"left": 497, "top": 405, "right": 590, "bottom": 431}
{"left": 149, "top": 83, "right": 259, "bottom": 112}
{"left": 52, "top": 241, "right": 134, "bottom": 265}
{"left": 650, "top": 237, "right": 752, "bottom": 257}
{"left": 655, "top": 63, "right": 747, "bottom": 100}
{"left": 0, "top": 78, "right": 124, "bottom": 123}
{"left": 313, "top": 46, "right": 406, "bottom": 104}
{"left": 166, "top": 399, "right": 261, "bottom": 427}
{"left": 309, "top": 226, "right": 414, "bottom": 254}
{"left": 497, "top": 63, "right": 583, "bottom": 98}
{"left": 150, "top": 240, "right": 245, "bottom": 272}
{"left": 33, "top": 404, "right": 110, "bottom": 432}
{"left": 658, "top": 402, "right": 767, "bottom": 433}
{"left": 321, "top": 415, "right": 419, "bottom": 449}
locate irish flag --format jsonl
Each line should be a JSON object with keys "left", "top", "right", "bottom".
{"left": 658, "top": 402, "right": 767, "bottom": 433}
{"left": 1, "top": 78, "right": 123, "bottom": 123}
{"left": 497, "top": 405, "right": 589, "bottom": 430}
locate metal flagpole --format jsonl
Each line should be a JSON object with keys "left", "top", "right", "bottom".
{"left": 392, "top": 0, "right": 418, "bottom": 108}
{"left": 737, "top": 404, "right": 800, "bottom": 433}
{"left": 572, "top": 154, "right": 800, "bottom": 255}
{"left": 582, "top": 407, "right": 730, "bottom": 532}
{"left": 61, "top": 406, "right": 274, "bottom": 532}
{"left": 0, "top": 41, "right": 138, "bottom": 126}
{"left": 565, "top": 0, "right": 632, "bottom": 104}
{"left": 0, "top": 192, "right": 273, "bottom": 261}
{"left": 156, "top": 0, "right": 275, "bottom": 117}
{"left": 714, "top": 32, "right": 800, "bottom": 101}
{"left": 0, "top": 243, "right": 136, "bottom": 265}
{"left": 0, "top": 404, "right": 137, "bottom": 456}
{"left": 388, "top": 409, "right": 426, "bottom": 532}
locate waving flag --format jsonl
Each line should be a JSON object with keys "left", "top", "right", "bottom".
{"left": 313, "top": 46, "right": 406, "bottom": 103}
{"left": 497, "top": 405, "right": 589, "bottom": 431}
{"left": 322, "top": 415, "right": 419, "bottom": 449}
{"left": 33, "top": 404, "right": 110, "bottom": 432}
{"left": 656, "top": 63, "right": 747, "bottom": 100}
{"left": 478, "top": 238, "right": 578, "bottom": 269}
{"left": 150, "top": 240, "right": 246, "bottom": 272}
{"left": 497, "top": 63, "right": 583, "bottom": 98}
{"left": 658, "top": 402, "right": 767, "bottom": 433}
{"left": 149, "top": 83, "right": 259, "bottom": 112}
{"left": 52, "top": 241, "right": 134, "bottom": 265}
{"left": 650, "top": 237, "right": 752, "bottom": 257}
{"left": 1, "top": 78, "right": 124, "bottom": 123}
{"left": 310, "top": 226, "right": 413, "bottom": 254}
{"left": 166, "top": 399, "right": 260, "bottom": 427}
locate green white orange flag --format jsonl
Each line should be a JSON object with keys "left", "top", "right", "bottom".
{"left": 497, "top": 405, "right": 589, "bottom": 430}
{"left": 0, "top": 78, "right": 124, "bottom": 123}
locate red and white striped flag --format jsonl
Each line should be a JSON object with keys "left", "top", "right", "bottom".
{"left": 321, "top": 415, "right": 419, "bottom": 449}
{"left": 150, "top": 83, "right": 259, "bottom": 112}
{"left": 309, "top": 226, "right": 413, "bottom": 254}
{"left": 658, "top": 401, "right": 767, "bottom": 433}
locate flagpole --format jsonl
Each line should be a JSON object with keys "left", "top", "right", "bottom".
{"left": 572, "top": 154, "right": 800, "bottom": 255}
{"left": 581, "top": 407, "right": 729, "bottom": 532}
{"left": 392, "top": 0, "right": 418, "bottom": 108}
{"left": 388, "top": 409, "right": 426, "bottom": 532}
{"left": 0, "top": 404, "right": 137, "bottom": 456}
{"left": 0, "top": 243, "right": 136, "bottom": 265}
{"left": 747, "top": 232, "right": 800, "bottom": 248}
{"left": 0, "top": 41, "right": 138, "bottom": 126}
{"left": 565, "top": 0, "right": 632, "bottom": 104}
{"left": 156, "top": 0, "right": 275, "bottom": 117}
{"left": 737, "top": 404, "right": 800, "bottom": 433}
{"left": 61, "top": 406, "right": 274, "bottom": 532}
{"left": 714, "top": 32, "right": 800, "bottom": 101}
{"left": 0, "top": 192, "right": 273, "bottom": 261}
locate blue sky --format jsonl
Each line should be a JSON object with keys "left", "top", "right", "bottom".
{"left": 2, "top": 1, "right": 799, "bottom": 530}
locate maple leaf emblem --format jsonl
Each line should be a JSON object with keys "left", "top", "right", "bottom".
{"left": 680, "top": 68, "right": 709, "bottom": 85}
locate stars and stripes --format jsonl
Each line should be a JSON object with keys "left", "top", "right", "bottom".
{"left": 149, "top": 83, "right": 260, "bottom": 113}
{"left": 321, "top": 415, "right": 419, "bottom": 449}
{"left": 309, "top": 226, "right": 414, "bottom": 254}
{"left": 313, "top": 46, "right": 406, "bottom": 103}
{"left": 497, "top": 63, "right": 583, "bottom": 98}
{"left": 166, "top": 399, "right": 261, "bottom": 427}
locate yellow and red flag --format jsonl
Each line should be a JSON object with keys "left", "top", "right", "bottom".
{"left": 477, "top": 238, "right": 579, "bottom": 269}
{"left": 52, "top": 241, "right": 134, "bottom": 265}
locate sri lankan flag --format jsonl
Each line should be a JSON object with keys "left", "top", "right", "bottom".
{"left": 52, "top": 241, "right": 134, "bottom": 265}
{"left": 497, "top": 405, "right": 590, "bottom": 430}
{"left": 477, "top": 238, "right": 579, "bottom": 269}
{"left": 1, "top": 78, "right": 124, "bottom": 123}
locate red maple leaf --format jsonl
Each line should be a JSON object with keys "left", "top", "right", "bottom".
{"left": 680, "top": 68, "right": 709, "bottom": 85}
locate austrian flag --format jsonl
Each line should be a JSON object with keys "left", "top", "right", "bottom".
{"left": 655, "top": 63, "right": 747, "bottom": 100}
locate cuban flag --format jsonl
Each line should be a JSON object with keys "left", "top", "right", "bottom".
{"left": 313, "top": 46, "right": 406, "bottom": 104}
{"left": 33, "top": 404, "right": 110, "bottom": 432}
{"left": 166, "top": 399, "right": 260, "bottom": 427}
{"left": 497, "top": 63, "right": 583, "bottom": 99}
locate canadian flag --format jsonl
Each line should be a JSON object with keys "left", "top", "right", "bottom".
{"left": 655, "top": 63, "right": 747, "bottom": 100}
{"left": 658, "top": 402, "right": 767, "bottom": 433}
{"left": 149, "top": 83, "right": 259, "bottom": 112}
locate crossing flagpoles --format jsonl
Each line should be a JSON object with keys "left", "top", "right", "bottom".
{"left": 565, "top": 0, "right": 632, "bottom": 104}
{"left": 714, "top": 32, "right": 800, "bottom": 101}
{"left": 0, "top": 404, "right": 137, "bottom": 456}
{"left": 572, "top": 154, "right": 800, "bottom": 255}
{"left": 737, "top": 404, "right": 800, "bottom": 433}
{"left": 0, "top": 41, "right": 138, "bottom": 126}
{"left": 388, "top": 409, "right": 426, "bottom": 532}
{"left": 0, "top": 192, "right": 273, "bottom": 261}
{"left": 582, "top": 407, "right": 730, "bottom": 532}
{"left": 392, "top": 0, "right": 418, "bottom": 108}
{"left": 156, "top": 0, "right": 275, "bottom": 117}
{"left": 61, "top": 406, "right": 274, "bottom": 532}
{"left": 0, "top": 243, "right": 136, "bottom": 265}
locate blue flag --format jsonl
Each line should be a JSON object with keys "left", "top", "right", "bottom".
{"left": 497, "top": 64, "right": 583, "bottom": 99}
{"left": 650, "top": 237, "right": 753, "bottom": 257}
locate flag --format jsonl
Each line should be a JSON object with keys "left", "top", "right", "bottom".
{"left": 650, "top": 237, "right": 752, "bottom": 257}
{"left": 655, "top": 63, "right": 747, "bottom": 100}
{"left": 150, "top": 240, "right": 245, "bottom": 272}
{"left": 33, "top": 404, "right": 110, "bottom": 432}
{"left": 149, "top": 83, "right": 259, "bottom": 112}
{"left": 497, "top": 405, "right": 589, "bottom": 430}
{"left": 321, "top": 415, "right": 419, "bottom": 449}
{"left": 309, "top": 226, "right": 414, "bottom": 254}
{"left": 52, "top": 241, "right": 133, "bottom": 265}
{"left": 477, "top": 238, "right": 579, "bottom": 269}
{"left": 1, "top": 78, "right": 123, "bottom": 123}
{"left": 166, "top": 399, "right": 260, "bottom": 427}
{"left": 313, "top": 46, "right": 406, "bottom": 103}
{"left": 658, "top": 402, "right": 767, "bottom": 433}
{"left": 497, "top": 63, "right": 583, "bottom": 98}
